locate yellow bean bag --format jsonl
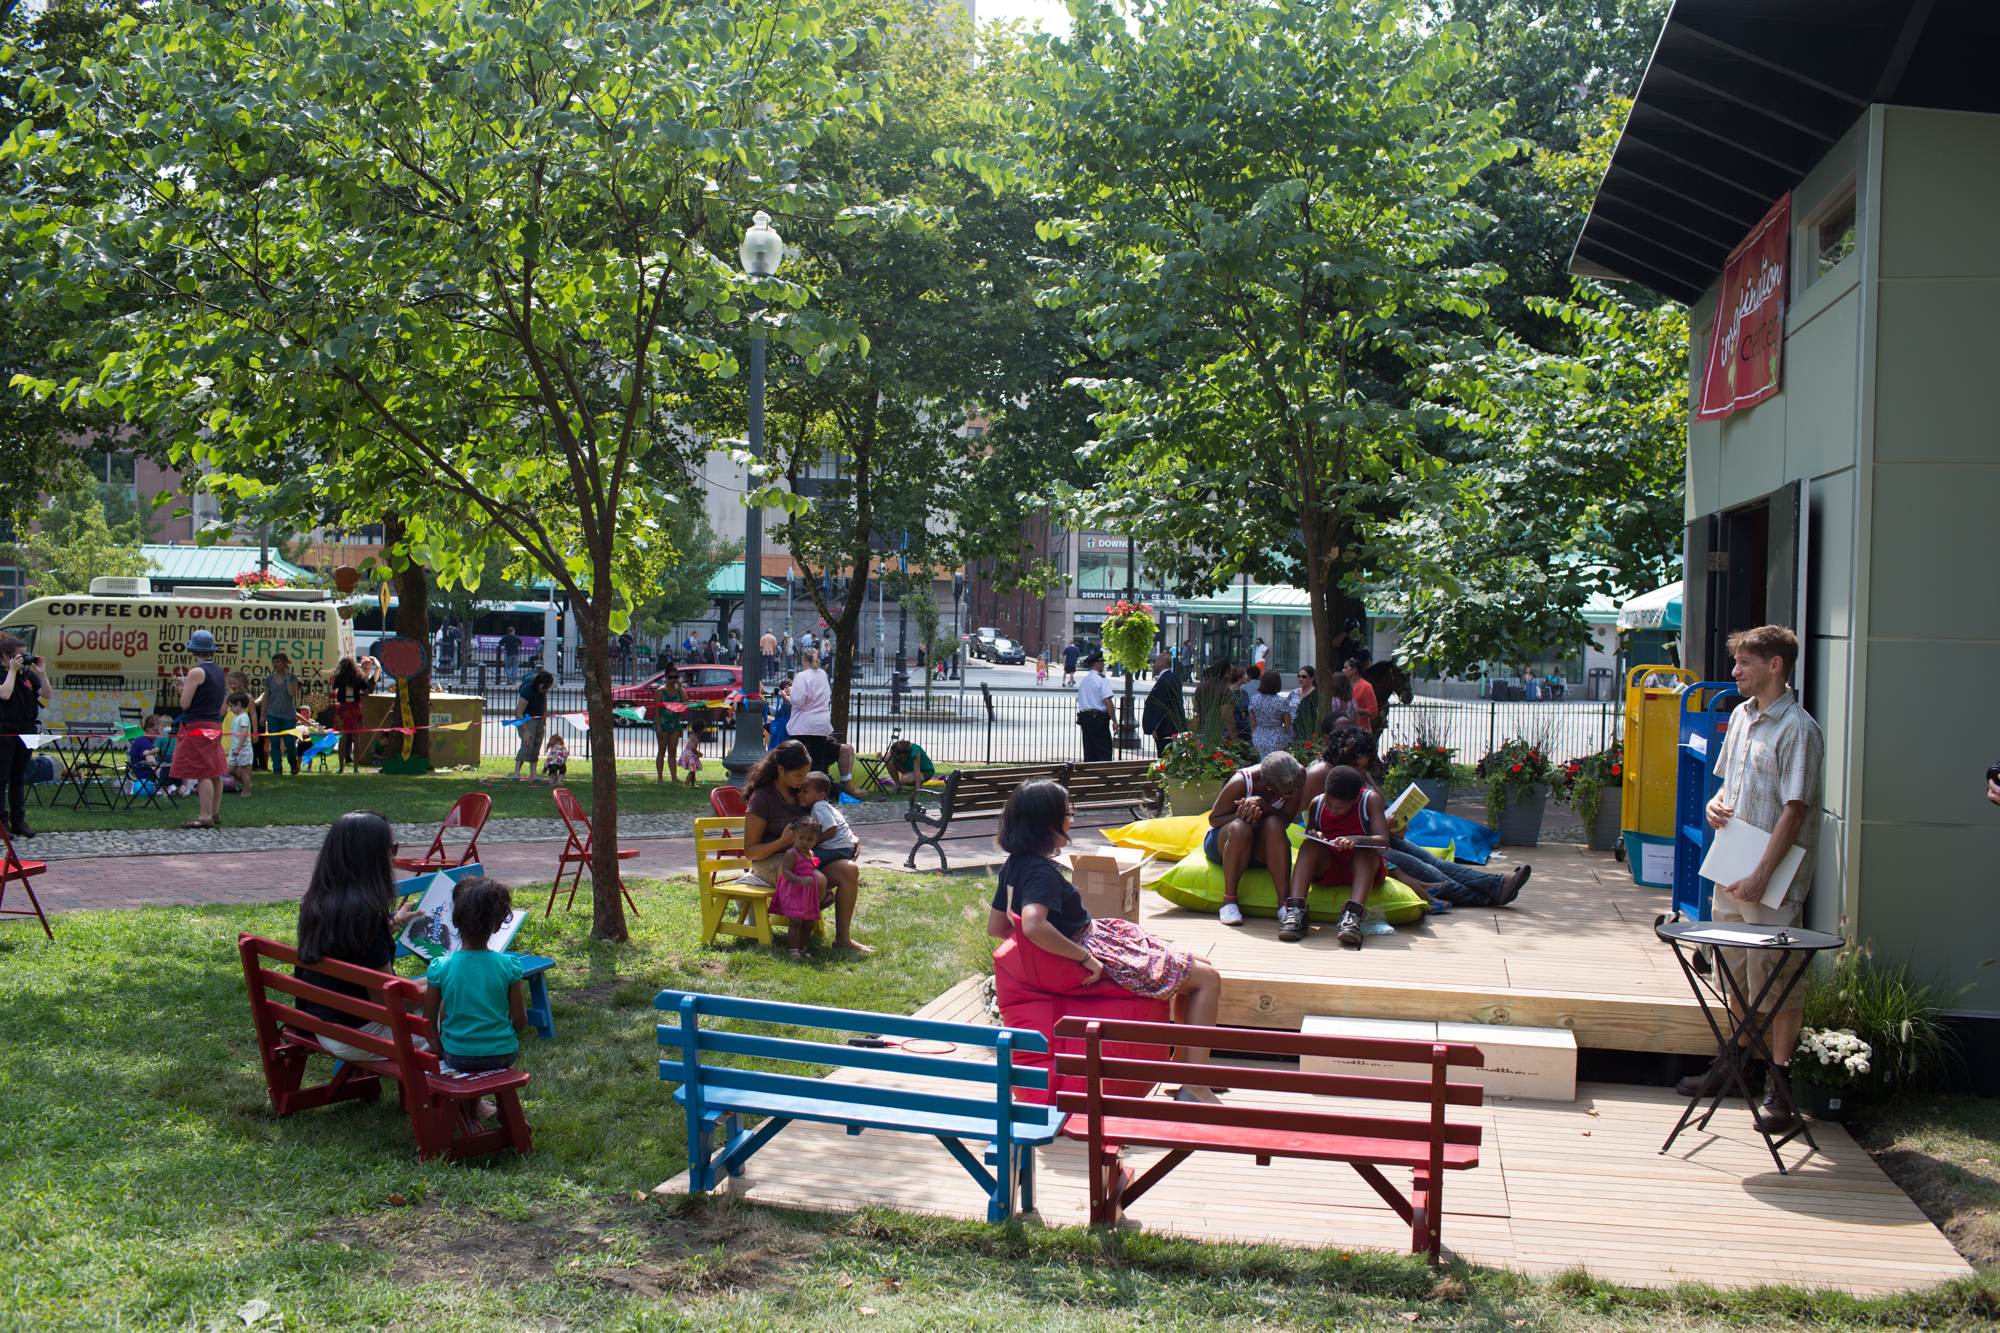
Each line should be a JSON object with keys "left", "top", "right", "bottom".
{"left": 1411, "top": 841, "right": 1454, "bottom": 863}
{"left": 1153, "top": 832, "right": 1429, "bottom": 926}
{"left": 1103, "top": 815, "right": 1213, "bottom": 861}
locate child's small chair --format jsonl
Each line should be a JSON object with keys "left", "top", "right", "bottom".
{"left": 0, "top": 824, "right": 52, "bottom": 939}
{"left": 395, "top": 792, "right": 491, "bottom": 873}
{"left": 547, "top": 787, "right": 640, "bottom": 916}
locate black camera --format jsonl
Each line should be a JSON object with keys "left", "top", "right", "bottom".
{"left": 1988, "top": 762, "right": 2000, "bottom": 786}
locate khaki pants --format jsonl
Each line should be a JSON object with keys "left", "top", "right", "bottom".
{"left": 1712, "top": 896, "right": 1807, "bottom": 1013}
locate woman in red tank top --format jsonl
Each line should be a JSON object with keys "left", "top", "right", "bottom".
{"left": 1292, "top": 764, "right": 1390, "bottom": 949}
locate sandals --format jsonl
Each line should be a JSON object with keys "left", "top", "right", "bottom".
{"left": 788, "top": 948, "right": 808, "bottom": 962}
{"left": 180, "top": 818, "right": 217, "bottom": 829}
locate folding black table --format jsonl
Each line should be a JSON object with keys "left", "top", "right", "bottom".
{"left": 1655, "top": 914, "right": 1844, "bottom": 1173}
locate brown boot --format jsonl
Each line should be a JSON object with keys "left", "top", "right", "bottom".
{"left": 1753, "top": 1065, "right": 1797, "bottom": 1134}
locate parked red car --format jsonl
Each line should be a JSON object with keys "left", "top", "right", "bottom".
{"left": 611, "top": 665, "right": 743, "bottom": 724}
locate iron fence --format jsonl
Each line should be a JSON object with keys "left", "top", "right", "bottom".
{"left": 459, "top": 681, "right": 1623, "bottom": 768}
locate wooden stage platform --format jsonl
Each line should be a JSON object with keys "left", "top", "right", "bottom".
{"left": 655, "top": 980, "right": 1973, "bottom": 1295}
{"left": 1126, "top": 839, "right": 1716, "bottom": 1054}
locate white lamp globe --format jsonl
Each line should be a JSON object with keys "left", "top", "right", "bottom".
{"left": 739, "top": 210, "right": 785, "bottom": 278}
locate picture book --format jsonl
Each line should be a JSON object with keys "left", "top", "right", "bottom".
{"left": 395, "top": 870, "right": 528, "bottom": 961}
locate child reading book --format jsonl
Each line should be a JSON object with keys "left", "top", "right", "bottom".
{"left": 422, "top": 875, "right": 528, "bottom": 1122}
{"left": 541, "top": 734, "right": 568, "bottom": 785}
{"left": 770, "top": 815, "right": 826, "bottom": 960}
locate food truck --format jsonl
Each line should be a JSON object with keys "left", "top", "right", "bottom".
{"left": 0, "top": 576, "right": 354, "bottom": 729}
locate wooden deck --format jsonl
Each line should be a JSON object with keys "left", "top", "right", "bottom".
{"left": 654, "top": 980, "right": 1972, "bottom": 1295}
{"left": 1125, "top": 839, "right": 1717, "bottom": 1054}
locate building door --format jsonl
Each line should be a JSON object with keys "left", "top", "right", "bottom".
{"left": 1683, "top": 479, "right": 1805, "bottom": 686}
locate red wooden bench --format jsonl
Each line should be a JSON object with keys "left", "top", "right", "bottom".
{"left": 1054, "top": 1017, "right": 1484, "bottom": 1260}
{"left": 238, "top": 932, "right": 532, "bottom": 1162}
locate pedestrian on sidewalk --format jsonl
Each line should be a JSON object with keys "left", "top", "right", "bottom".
{"left": 172, "top": 630, "right": 229, "bottom": 828}
{"left": 0, "top": 634, "right": 53, "bottom": 840}
{"left": 1075, "top": 652, "right": 1114, "bottom": 762}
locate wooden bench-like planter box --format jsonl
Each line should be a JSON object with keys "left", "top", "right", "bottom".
{"left": 656, "top": 990, "right": 1063, "bottom": 1221}
{"left": 904, "top": 760, "right": 1164, "bottom": 870}
{"left": 1055, "top": 1016, "right": 1483, "bottom": 1260}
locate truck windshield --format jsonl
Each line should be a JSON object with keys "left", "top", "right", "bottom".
{"left": 9, "top": 627, "right": 33, "bottom": 656}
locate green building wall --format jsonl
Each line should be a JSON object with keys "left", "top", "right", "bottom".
{"left": 1684, "top": 105, "right": 2000, "bottom": 1015}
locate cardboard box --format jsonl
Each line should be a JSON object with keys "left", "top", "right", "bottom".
{"left": 1062, "top": 848, "right": 1147, "bottom": 923}
{"left": 1436, "top": 1021, "right": 1577, "bottom": 1101}
{"left": 1299, "top": 1016, "right": 1440, "bottom": 1082}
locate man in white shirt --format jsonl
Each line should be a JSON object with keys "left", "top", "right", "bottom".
{"left": 1252, "top": 637, "right": 1268, "bottom": 668}
{"left": 1075, "top": 651, "right": 1115, "bottom": 762}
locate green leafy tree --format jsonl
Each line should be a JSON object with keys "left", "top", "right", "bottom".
{"left": 5, "top": 0, "right": 881, "bottom": 940}
{"left": 730, "top": 4, "right": 1095, "bottom": 729}
{"left": 5, "top": 487, "right": 154, "bottom": 597}
{"left": 635, "top": 511, "right": 742, "bottom": 643}
{"left": 956, "top": 0, "right": 1520, "bottom": 689}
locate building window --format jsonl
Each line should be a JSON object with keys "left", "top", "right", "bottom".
{"left": 1075, "top": 552, "right": 1162, "bottom": 598}
{"left": 1801, "top": 183, "right": 1857, "bottom": 291}
{"left": 1272, "top": 616, "right": 1303, "bottom": 673}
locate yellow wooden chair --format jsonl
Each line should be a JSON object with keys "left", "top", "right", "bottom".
{"left": 693, "top": 816, "right": 823, "bottom": 946}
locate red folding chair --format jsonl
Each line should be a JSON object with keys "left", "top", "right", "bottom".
{"left": 394, "top": 793, "right": 492, "bottom": 873}
{"left": 709, "top": 785, "right": 747, "bottom": 818}
{"left": 0, "top": 824, "right": 52, "bottom": 939}
{"left": 547, "top": 787, "right": 640, "bottom": 917}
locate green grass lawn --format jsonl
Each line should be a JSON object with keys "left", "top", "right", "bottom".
{"left": 24, "top": 758, "right": 732, "bottom": 833}
{"left": 0, "top": 875, "right": 1992, "bottom": 1331}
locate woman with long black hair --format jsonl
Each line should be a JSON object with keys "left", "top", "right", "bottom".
{"left": 986, "top": 779, "right": 1224, "bottom": 1101}
{"left": 741, "top": 740, "right": 870, "bottom": 953}
{"left": 295, "top": 811, "right": 430, "bottom": 1062}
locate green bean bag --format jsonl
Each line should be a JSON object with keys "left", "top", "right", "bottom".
{"left": 1154, "top": 828, "right": 1430, "bottom": 926}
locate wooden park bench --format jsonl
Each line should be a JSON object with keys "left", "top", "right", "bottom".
{"left": 903, "top": 759, "right": 1164, "bottom": 870}
{"left": 655, "top": 990, "right": 1063, "bottom": 1221}
{"left": 238, "top": 933, "right": 533, "bottom": 1162}
{"left": 1055, "top": 1017, "right": 1484, "bottom": 1260}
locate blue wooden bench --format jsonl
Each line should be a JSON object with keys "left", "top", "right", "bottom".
{"left": 394, "top": 864, "right": 555, "bottom": 1041}
{"left": 655, "top": 991, "right": 1063, "bottom": 1221}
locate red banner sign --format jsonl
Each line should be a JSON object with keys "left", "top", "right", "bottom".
{"left": 1696, "top": 193, "right": 1791, "bottom": 422}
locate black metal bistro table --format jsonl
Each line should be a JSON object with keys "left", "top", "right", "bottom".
{"left": 1655, "top": 914, "right": 1844, "bottom": 1173}
{"left": 48, "top": 732, "right": 125, "bottom": 813}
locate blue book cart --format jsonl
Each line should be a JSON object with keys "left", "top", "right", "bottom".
{"left": 1671, "top": 682, "right": 1743, "bottom": 920}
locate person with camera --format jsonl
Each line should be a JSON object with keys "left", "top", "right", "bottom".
{"left": 0, "top": 635, "right": 54, "bottom": 840}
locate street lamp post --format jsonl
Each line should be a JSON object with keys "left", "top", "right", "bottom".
{"left": 723, "top": 211, "right": 784, "bottom": 782}
{"left": 1117, "top": 539, "right": 1138, "bottom": 748}
{"left": 892, "top": 537, "right": 909, "bottom": 715}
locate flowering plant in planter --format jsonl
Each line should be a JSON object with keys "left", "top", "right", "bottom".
{"left": 234, "top": 570, "right": 287, "bottom": 590}
{"left": 1795, "top": 1027, "right": 1873, "bottom": 1090}
{"left": 1150, "top": 733, "right": 1256, "bottom": 784}
{"left": 1099, "top": 599, "right": 1158, "bottom": 675}
{"left": 1382, "top": 742, "right": 1455, "bottom": 783}
{"left": 1552, "top": 740, "right": 1624, "bottom": 826}
{"left": 1479, "top": 736, "right": 1554, "bottom": 826}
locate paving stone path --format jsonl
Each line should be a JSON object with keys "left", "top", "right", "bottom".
{"left": 23, "top": 801, "right": 917, "bottom": 862}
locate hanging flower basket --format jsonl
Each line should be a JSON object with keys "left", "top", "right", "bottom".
{"left": 1100, "top": 599, "right": 1158, "bottom": 675}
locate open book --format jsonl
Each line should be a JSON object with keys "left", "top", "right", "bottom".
{"left": 395, "top": 870, "right": 527, "bottom": 961}
{"left": 1384, "top": 783, "right": 1429, "bottom": 827}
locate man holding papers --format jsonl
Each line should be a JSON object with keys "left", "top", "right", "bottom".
{"left": 1675, "top": 625, "right": 1824, "bottom": 1133}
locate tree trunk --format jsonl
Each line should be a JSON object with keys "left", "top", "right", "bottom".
{"left": 825, "top": 388, "right": 877, "bottom": 735}
{"left": 580, "top": 584, "right": 629, "bottom": 942}
{"left": 394, "top": 557, "right": 431, "bottom": 762}
{"left": 827, "top": 555, "right": 869, "bottom": 735}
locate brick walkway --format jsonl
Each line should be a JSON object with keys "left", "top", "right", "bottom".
{"left": 23, "top": 813, "right": 1013, "bottom": 915}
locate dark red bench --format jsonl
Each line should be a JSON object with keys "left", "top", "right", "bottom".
{"left": 1054, "top": 1017, "right": 1484, "bottom": 1260}
{"left": 238, "top": 933, "right": 532, "bottom": 1161}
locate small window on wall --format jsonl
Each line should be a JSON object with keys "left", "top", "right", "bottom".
{"left": 1802, "top": 184, "right": 1857, "bottom": 290}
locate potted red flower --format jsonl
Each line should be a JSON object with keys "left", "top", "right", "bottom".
{"left": 1479, "top": 736, "right": 1555, "bottom": 846}
{"left": 1552, "top": 741, "right": 1625, "bottom": 852}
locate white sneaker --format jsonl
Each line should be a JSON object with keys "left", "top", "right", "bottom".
{"left": 1219, "top": 901, "right": 1244, "bottom": 926}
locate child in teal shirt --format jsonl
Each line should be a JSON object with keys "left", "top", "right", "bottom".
{"left": 423, "top": 876, "right": 527, "bottom": 1119}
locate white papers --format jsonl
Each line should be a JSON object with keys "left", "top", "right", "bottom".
{"left": 1686, "top": 733, "right": 1708, "bottom": 759}
{"left": 1640, "top": 841, "right": 1675, "bottom": 884}
{"left": 1697, "top": 816, "right": 1803, "bottom": 910}
{"left": 1681, "top": 926, "right": 1788, "bottom": 946}
{"left": 396, "top": 871, "right": 527, "bottom": 961}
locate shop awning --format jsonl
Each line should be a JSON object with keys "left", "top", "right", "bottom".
{"left": 708, "top": 563, "right": 784, "bottom": 598}
{"left": 1175, "top": 585, "right": 1314, "bottom": 615}
{"left": 1618, "top": 582, "right": 1682, "bottom": 631}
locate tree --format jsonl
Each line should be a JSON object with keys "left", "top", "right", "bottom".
{"left": 959, "top": 0, "right": 1520, "bottom": 691}
{"left": 4, "top": 487, "right": 153, "bottom": 597}
{"left": 7, "top": 0, "right": 881, "bottom": 940}
{"left": 1385, "top": 97, "right": 1688, "bottom": 672}
{"left": 635, "top": 511, "right": 741, "bottom": 645}
{"left": 727, "top": 3, "right": 1096, "bottom": 730}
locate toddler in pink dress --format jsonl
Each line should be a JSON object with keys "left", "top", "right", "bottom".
{"left": 770, "top": 815, "right": 825, "bottom": 959}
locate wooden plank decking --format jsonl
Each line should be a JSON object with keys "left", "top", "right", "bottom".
{"left": 654, "top": 982, "right": 1972, "bottom": 1295}
{"left": 1125, "top": 840, "right": 1716, "bottom": 1053}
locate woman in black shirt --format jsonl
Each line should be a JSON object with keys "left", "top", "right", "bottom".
{"left": 0, "top": 634, "right": 52, "bottom": 839}
{"left": 296, "top": 811, "right": 430, "bottom": 1062}
{"left": 986, "top": 779, "right": 1224, "bottom": 1101}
